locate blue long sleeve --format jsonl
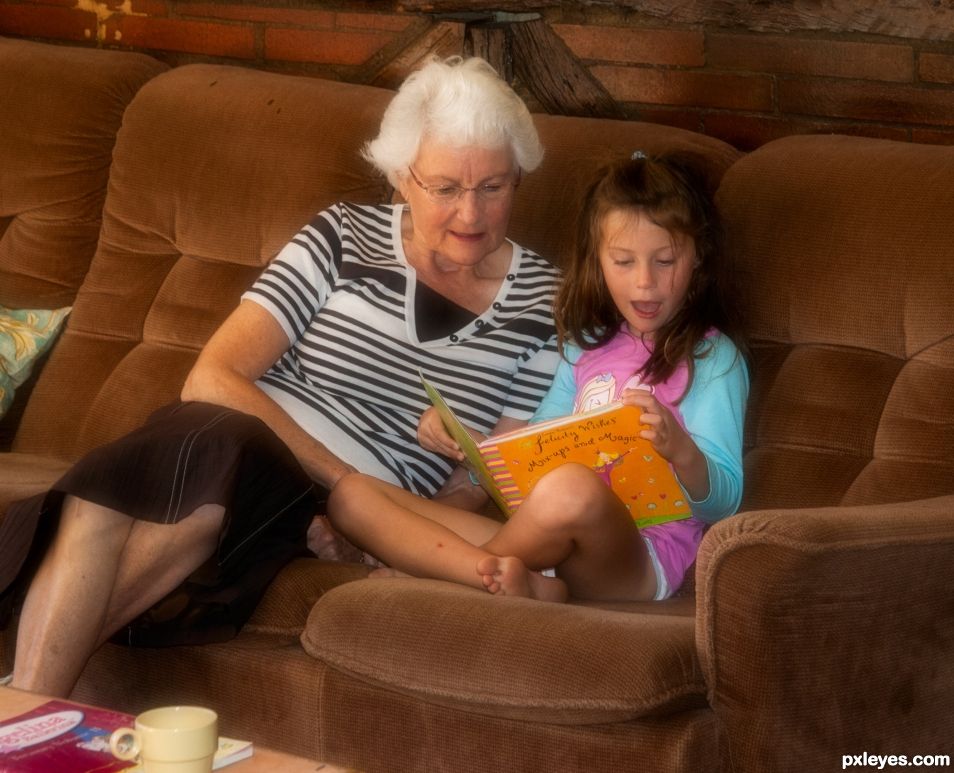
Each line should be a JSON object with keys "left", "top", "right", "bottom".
{"left": 678, "top": 335, "right": 749, "bottom": 522}
{"left": 531, "top": 334, "right": 749, "bottom": 523}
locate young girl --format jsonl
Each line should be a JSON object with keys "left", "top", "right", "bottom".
{"left": 328, "top": 152, "right": 749, "bottom": 602}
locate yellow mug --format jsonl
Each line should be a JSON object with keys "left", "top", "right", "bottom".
{"left": 110, "top": 705, "right": 218, "bottom": 773}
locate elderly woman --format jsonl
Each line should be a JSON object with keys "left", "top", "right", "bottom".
{"left": 0, "top": 56, "right": 560, "bottom": 698}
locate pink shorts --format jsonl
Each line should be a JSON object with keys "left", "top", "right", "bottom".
{"left": 641, "top": 519, "right": 706, "bottom": 600}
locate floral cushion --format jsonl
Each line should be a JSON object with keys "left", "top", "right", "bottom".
{"left": 0, "top": 304, "right": 71, "bottom": 417}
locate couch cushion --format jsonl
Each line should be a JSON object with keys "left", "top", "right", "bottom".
{"left": 0, "top": 450, "right": 69, "bottom": 607}
{"left": 0, "top": 38, "right": 167, "bottom": 311}
{"left": 73, "top": 631, "right": 330, "bottom": 761}
{"left": 13, "top": 64, "right": 394, "bottom": 460}
{"left": 302, "top": 577, "right": 706, "bottom": 725}
{"left": 244, "top": 557, "right": 370, "bottom": 635}
{"left": 0, "top": 38, "right": 166, "bottom": 449}
{"left": 510, "top": 114, "right": 741, "bottom": 267}
{"left": 718, "top": 135, "right": 954, "bottom": 510}
{"left": 0, "top": 452, "right": 72, "bottom": 601}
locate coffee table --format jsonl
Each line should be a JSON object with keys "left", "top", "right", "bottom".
{"left": 0, "top": 686, "right": 359, "bottom": 772}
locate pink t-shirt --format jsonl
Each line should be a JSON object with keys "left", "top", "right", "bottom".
{"left": 573, "top": 328, "right": 706, "bottom": 599}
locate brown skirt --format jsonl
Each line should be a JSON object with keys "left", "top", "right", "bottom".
{"left": 0, "top": 401, "right": 323, "bottom": 647}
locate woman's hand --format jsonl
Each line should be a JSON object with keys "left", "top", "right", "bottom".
{"left": 621, "top": 388, "right": 710, "bottom": 501}
{"left": 417, "top": 407, "right": 465, "bottom": 461}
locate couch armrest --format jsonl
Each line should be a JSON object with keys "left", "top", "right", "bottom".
{"left": 696, "top": 495, "right": 954, "bottom": 772}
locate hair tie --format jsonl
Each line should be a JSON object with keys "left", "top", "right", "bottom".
{"left": 631, "top": 150, "right": 647, "bottom": 160}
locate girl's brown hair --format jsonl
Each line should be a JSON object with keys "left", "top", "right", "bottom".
{"left": 555, "top": 152, "right": 743, "bottom": 392}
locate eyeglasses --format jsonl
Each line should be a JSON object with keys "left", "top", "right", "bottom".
{"left": 407, "top": 166, "right": 520, "bottom": 205}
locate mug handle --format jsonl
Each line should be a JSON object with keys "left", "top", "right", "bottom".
{"left": 109, "top": 726, "right": 142, "bottom": 761}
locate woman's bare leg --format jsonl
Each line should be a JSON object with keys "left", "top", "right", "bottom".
{"left": 96, "top": 504, "right": 225, "bottom": 644}
{"left": 479, "top": 464, "right": 657, "bottom": 602}
{"left": 12, "top": 496, "right": 224, "bottom": 697}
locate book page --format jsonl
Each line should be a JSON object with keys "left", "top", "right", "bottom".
{"left": 419, "top": 372, "right": 513, "bottom": 515}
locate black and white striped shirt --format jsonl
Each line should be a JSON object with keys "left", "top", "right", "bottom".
{"left": 243, "top": 203, "right": 560, "bottom": 496}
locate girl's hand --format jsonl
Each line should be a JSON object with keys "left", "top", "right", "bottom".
{"left": 620, "top": 388, "right": 710, "bottom": 500}
{"left": 417, "top": 407, "right": 464, "bottom": 461}
{"left": 620, "top": 389, "right": 686, "bottom": 459}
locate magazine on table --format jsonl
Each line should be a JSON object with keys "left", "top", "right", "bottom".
{"left": 0, "top": 699, "right": 252, "bottom": 772}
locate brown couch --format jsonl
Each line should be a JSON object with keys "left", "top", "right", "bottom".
{"left": 2, "top": 36, "right": 952, "bottom": 773}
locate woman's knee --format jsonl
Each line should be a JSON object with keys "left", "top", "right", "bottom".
{"left": 181, "top": 504, "right": 226, "bottom": 539}
{"left": 57, "top": 496, "right": 134, "bottom": 547}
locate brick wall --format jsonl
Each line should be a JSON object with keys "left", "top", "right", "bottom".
{"left": 2, "top": 0, "right": 954, "bottom": 150}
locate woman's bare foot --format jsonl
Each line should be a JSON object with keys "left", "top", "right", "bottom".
{"left": 476, "top": 556, "right": 568, "bottom": 603}
{"left": 307, "top": 516, "right": 365, "bottom": 563}
{"left": 368, "top": 567, "right": 411, "bottom": 579}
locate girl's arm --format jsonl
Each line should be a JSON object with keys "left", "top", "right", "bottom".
{"left": 623, "top": 334, "right": 747, "bottom": 518}
{"left": 528, "top": 350, "right": 579, "bottom": 423}
{"left": 181, "top": 299, "right": 355, "bottom": 489}
{"left": 677, "top": 334, "right": 750, "bottom": 522}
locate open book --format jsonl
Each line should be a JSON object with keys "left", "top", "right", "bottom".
{"left": 421, "top": 373, "right": 692, "bottom": 528}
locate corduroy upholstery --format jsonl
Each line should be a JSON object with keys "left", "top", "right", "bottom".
{"left": 2, "top": 37, "right": 952, "bottom": 773}
{"left": 695, "top": 135, "right": 954, "bottom": 771}
{"left": 12, "top": 61, "right": 393, "bottom": 462}
{"left": 0, "top": 39, "right": 167, "bottom": 311}
{"left": 0, "top": 38, "right": 167, "bottom": 449}
{"left": 725, "top": 135, "right": 954, "bottom": 511}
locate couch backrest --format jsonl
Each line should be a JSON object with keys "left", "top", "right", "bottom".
{"left": 12, "top": 57, "right": 741, "bottom": 462}
{"left": 13, "top": 64, "right": 394, "bottom": 459}
{"left": 512, "top": 113, "right": 740, "bottom": 268}
{"left": 0, "top": 38, "right": 167, "bottom": 310}
{"left": 718, "top": 134, "right": 954, "bottom": 510}
{"left": 0, "top": 37, "right": 167, "bottom": 446}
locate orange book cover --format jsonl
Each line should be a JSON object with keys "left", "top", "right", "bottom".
{"left": 421, "top": 373, "right": 692, "bottom": 528}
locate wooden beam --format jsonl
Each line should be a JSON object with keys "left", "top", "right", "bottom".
{"left": 366, "top": 20, "right": 465, "bottom": 89}
{"left": 466, "top": 23, "right": 511, "bottom": 81}
{"left": 510, "top": 18, "right": 624, "bottom": 118}
{"left": 396, "top": 0, "right": 954, "bottom": 42}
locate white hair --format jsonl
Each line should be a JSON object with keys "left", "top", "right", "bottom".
{"left": 363, "top": 56, "right": 544, "bottom": 187}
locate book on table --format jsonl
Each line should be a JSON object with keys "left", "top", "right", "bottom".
{"left": 420, "top": 373, "right": 692, "bottom": 528}
{"left": 0, "top": 698, "right": 252, "bottom": 772}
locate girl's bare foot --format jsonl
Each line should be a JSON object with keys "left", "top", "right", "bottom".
{"left": 476, "top": 556, "right": 568, "bottom": 603}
